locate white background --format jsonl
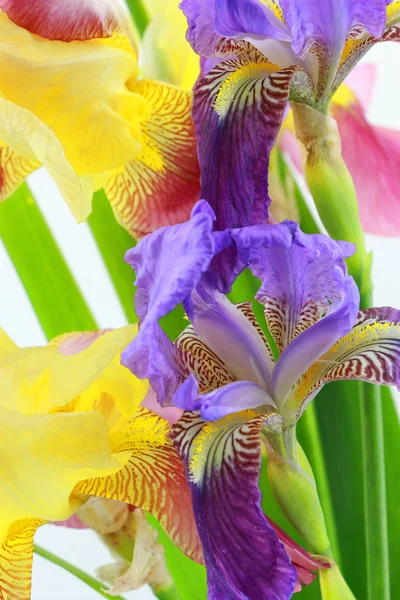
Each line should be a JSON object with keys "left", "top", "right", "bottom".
{"left": 1, "top": 44, "right": 400, "bottom": 600}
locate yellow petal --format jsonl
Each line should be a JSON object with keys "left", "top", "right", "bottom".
{"left": 0, "top": 328, "right": 18, "bottom": 361}
{"left": 0, "top": 408, "right": 124, "bottom": 545}
{"left": 0, "top": 325, "right": 140, "bottom": 414}
{"left": 0, "top": 143, "right": 38, "bottom": 201}
{"left": 0, "top": 518, "right": 44, "bottom": 600}
{"left": 0, "top": 12, "right": 150, "bottom": 218}
{"left": 77, "top": 408, "right": 203, "bottom": 563}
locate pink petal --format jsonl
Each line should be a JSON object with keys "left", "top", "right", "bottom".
{"left": 0, "top": 0, "right": 130, "bottom": 42}
{"left": 52, "top": 515, "right": 88, "bottom": 529}
{"left": 345, "top": 63, "right": 377, "bottom": 112}
{"left": 142, "top": 388, "right": 183, "bottom": 424}
{"left": 333, "top": 101, "right": 400, "bottom": 237}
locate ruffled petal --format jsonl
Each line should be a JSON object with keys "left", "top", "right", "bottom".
{"left": 0, "top": 518, "right": 44, "bottom": 600}
{"left": 0, "top": 407, "right": 124, "bottom": 545}
{"left": 180, "top": 0, "right": 223, "bottom": 57}
{"left": 249, "top": 229, "right": 355, "bottom": 352}
{"left": 105, "top": 81, "right": 200, "bottom": 238}
{"left": 193, "top": 54, "right": 296, "bottom": 229}
{"left": 272, "top": 269, "right": 360, "bottom": 410}
{"left": 77, "top": 408, "right": 203, "bottom": 563}
{"left": 0, "top": 0, "right": 132, "bottom": 42}
{"left": 214, "top": 0, "right": 287, "bottom": 39}
{"left": 173, "top": 375, "right": 273, "bottom": 421}
{"left": 332, "top": 99, "right": 400, "bottom": 236}
{"left": 121, "top": 201, "right": 218, "bottom": 404}
{"left": 0, "top": 325, "right": 139, "bottom": 413}
{"left": 171, "top": 410, "right": 296, "bottom": 600}
{"left": 291, "top": 306, "right": 400, "bottom": 416}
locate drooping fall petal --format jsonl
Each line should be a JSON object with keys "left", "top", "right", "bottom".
{"left": 0, "top": 144, "right": 37, "bottom": 201}
{"left": 291, "top": 306, "right": 400, "bottom": 417}
{"left": 105, "top": 81, "right": 200, "bottom": 238}
{"left": 171, "top": 410, "right": 295, "bottom": 600}
{"left": 193, "top": 55, "right": 296, "bottom": 229}
{"left": 77, "top": 408, "right": 203, "bottom": 563}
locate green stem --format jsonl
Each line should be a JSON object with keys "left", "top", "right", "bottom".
{"left": 0, "top": 184, "right": 97, "bottom": 338}
{"left": 298, "top": 405, "right": 341, "bottom": 566}
{"left": 154, "top": 585, "right": 183, "bottom": 600}
{"left": 125, "top": 0, "right": 150, "bottom": 36}
{"left": 34, "top": 544, "right": 126, "bottom": 600}
{"left": 88, "top": 191, "right": 137, "bottom": 323}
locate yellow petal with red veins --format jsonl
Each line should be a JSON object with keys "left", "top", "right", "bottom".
{"left": 0, "top": 325, "right": 140, "bottom": 413}
{"left": 0, "top": 518, "right": 44, "bottom": 600}
{"left": 0, "top": 144, "right": 38, "bottom": 201}
{"left": 77, "top": 408, "right": 203, "bottom": 563}
{"left": 106, "top": 80, "right": 200, "bottom": 238}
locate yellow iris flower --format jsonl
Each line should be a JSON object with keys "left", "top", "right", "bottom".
{"left": 0, "top": 326, "right": 201, "bottom": 600}
{"left": 0, "top": 0, "right": 200, "bottom": 238}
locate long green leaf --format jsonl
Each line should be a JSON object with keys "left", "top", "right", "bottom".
{"left": 88, "top": 191, "right": 137, "bottom": 323}
{"left": 0, "top": 184, "right": 97, "bottom": 337}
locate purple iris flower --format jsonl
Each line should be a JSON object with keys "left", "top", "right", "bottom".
{"left": 122, "top": 201, "right": 400, "bottom": 600}
{"left": 180, "top": 0, "right": 400, "bottom": 230}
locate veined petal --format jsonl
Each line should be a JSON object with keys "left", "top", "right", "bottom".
{"left": 193, "top": 55, "right": 296, "bottom": 229}
{"left": 0, "top": 325, "right": 139, "bottom": 413}
{"left": 332, "top": 99, "right": 400, "bottom": 236}
{"left": 77, "top": 408, "right": 203, "bottom": 563}
{"left": 0, "top": 144, "right": 38, "bottom": 201}
{"left": 250, "top": 229, "right": 355, "bottom": 352}
{"left": 0, "top": 0, "right": 131, "bottom": 42}
{"left": 0, "top": 518, "right": 44, "bottom": 600}
{"left": 171, "top": 410, "right": 296, "bottom": 599}
{"left": 180, "top": 0, "right": 223, "bottom": 57}
{"left": 105, "top": 80, "right": 200, "bottom": 238}
{"left": 121, "top": 202, "right": 217, "bottom": 404}
{"left": 273, "top": 269, "right": 360, "bottom": 410}
{"left": 291, "top": 306, "right": 400, "bottom": 417}
{"left": 189, "top": 280, "right": 275, "bottom": 392}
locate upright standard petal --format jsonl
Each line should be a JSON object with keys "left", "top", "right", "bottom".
{"left": 77, "top": 408, "right": 203, "bottom": 563}
{"left": 180, "top": 0, "right": 222, "bottom": 57}
{"left": 214, "top": 0, "right": 287, "bottom": 39}
{"left": 172, "top": 410, "right": 295, "bottom": 599}
{"left": 193, "top": 54, "right": 296, "bottom": 229}
{"left": 105, "top": 81, "right": 200, "bottom": 238}
{"left": 0, "top": 0, "right": 131, "bottom": 42}
{"left": 121, "top": 202, "right": 217, "bottom": 403}
{"left": 292, "top": 306, "right": 400, "bottom": 417}
{"left": 250, "top": 229, "right": 355, "bottom": 352}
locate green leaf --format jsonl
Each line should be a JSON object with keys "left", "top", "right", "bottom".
{"left": 0, "top": 184, "right": 97, "bottom": 338}
{"left": 125, "top": 0, "right": 150, "bottom": 36}
{"left": 88, "top": 191, "right": 137, "bottom": 323}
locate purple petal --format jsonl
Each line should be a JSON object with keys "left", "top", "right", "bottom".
{"left": 180, "top": 0, "right": 222, "bottom": 57}
{"left": 188, "top": 279, "right": 275, "bottom": 393}
{"left": 279, "top": 0, "right": 387, "bottom": 59}
{"left": 273, "top": 269, "right": 360, "bottom": 406}
{"left": 249, "top": 229, "right": 355, "bottom": 352}
{"left": 122, "top": 201, "right": 217, "bottom": 404}
{"left": 214, "top": 0, "right": 287, "bottom": 39}
{"left": 172, "top": 411, "right": 295, "bottom": 600}
{"left": 193, "top": 57, "right": 296, "bottom": 230}
{"left": 174, "top": 375, "right": 273, "bottom": 420}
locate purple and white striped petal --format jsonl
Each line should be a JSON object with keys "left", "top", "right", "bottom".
{"left": 272, "top": 269, "right": 360, "bottom": 409}
{"left": 290, "top": 306, "right": 400, "bottom": 419}
{"left": 193, "top": 55, "right": 297, "bottom": 230}
{"left": 171, "top": 410, "right": 296, "bottom": 600}
{"left": 249, "top": 229, "right": 355, "bottom": 353}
